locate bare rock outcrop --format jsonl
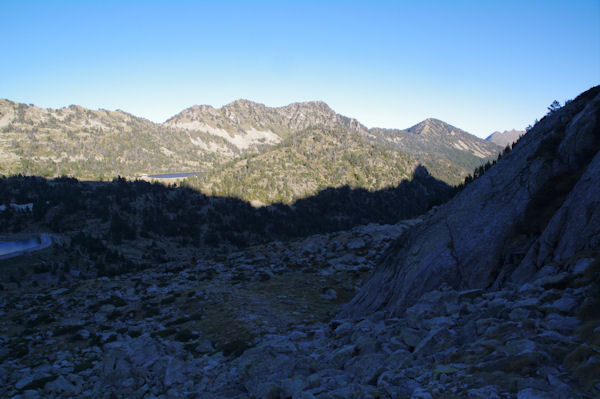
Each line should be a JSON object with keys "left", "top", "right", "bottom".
{"left": 344, "top": 86, "right": 600, "bottom": 318}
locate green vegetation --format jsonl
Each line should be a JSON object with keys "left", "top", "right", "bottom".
{"left": 0, "top": 100, "right": 233, "bottom": 179}
{"left": 368, "top": 118, "right": 502, "bottom": 185}
{"left": 183, "top": 126, "right": 421, "bottom": 204}
{"left": 0, "top": 173, "right": 451, "bottom": 281}
{"left": 0, "top": 99, "right": 499, "bottom": 194}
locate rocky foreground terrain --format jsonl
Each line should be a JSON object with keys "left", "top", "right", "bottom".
{"left": 1, "top": 216, "right": 598, "bottom": 398}
{"left": 1, "top": 220, "right": 421, "bottom": 398}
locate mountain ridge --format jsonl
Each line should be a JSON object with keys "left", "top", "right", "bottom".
{"left": 1, "top": 97, "right": 500, "bottom": 195}
{"left": 165, "top": 99, "right": 502, "bottom": 185}
{"left": 182, "top": 126, "right": 425, "bottom": 204}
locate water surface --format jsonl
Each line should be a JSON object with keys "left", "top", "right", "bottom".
{"left": 147, "top": 172, "right": 200, "bottom": 178}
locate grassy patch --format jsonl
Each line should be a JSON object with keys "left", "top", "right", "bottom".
{"left": 87, "top": 295, "right": 127, "bottom": 312}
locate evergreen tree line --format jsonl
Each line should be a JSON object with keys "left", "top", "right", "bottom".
{"left": 1, "top": 172, "right": 452, "bottom": 244}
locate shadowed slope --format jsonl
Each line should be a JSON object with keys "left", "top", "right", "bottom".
{"left": 344, "top": 85, "right": 600, "bottom": 318}
{"left": 0, "top": 164, "right": 452, "bottom": 278}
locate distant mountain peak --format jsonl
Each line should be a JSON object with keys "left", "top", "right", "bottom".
{"left": 293, "top": 100, "right": 331, "bottom": 108}
{"left": 174, "top": 100, "right": 335, "bottom": 120}
{"left": 223, "top": 98, "right": 266, "bottom": 109}
{"left": 407, "top": 118, "right": 460, "bottom": 136}
{"left": 190, "top": 104, "right": 216, "bottom": 111}
{"left": 486, "top": 129, "right": 525, "bottom": 147}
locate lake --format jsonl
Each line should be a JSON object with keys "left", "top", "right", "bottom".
{"left": 146, "top": 172, "right": 201, "bottom": 179}
{"left": 0, "top": 234, "right": 52, "bottom": 259}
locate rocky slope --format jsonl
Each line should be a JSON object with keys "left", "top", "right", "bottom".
{"left": 0, "top": 100, "right": 236, "bottom": 178}
{"left": 182, "top": 127, "right": 424, "bottom": 204}
{"left": 0, "top": 219, "right": 420, "bottom": 398}
{"left": 486, "top": 129, "right": 525, "bottom": 147}
{"left": 2, "top": 217, "right": 598, "bottom": 398}
{"left": 369, "top": 118, "right": 501, "bottom": 184}
{"left": 346, "top": 85, "right": 600, "bottom": 318}
{"left": 168, "top": 101, "right": 501, "bottom": 186}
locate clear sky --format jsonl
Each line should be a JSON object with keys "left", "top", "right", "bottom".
{"left": 1, "top": 1, "right": 599, "bottom": 138}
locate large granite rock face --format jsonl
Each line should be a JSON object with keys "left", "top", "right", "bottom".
{"left": 512, "top": 149, "right": 600, "bottom": 283}
{"left": 344, "top": 86, "right": 600, "bottom": 318}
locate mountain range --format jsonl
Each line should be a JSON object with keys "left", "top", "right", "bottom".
{"left": 0, "top": 99, "right": 501, "bottom": 203}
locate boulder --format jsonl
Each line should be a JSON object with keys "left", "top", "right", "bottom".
{"left": 346, "top": 238, "right": 366, "bottom": 250}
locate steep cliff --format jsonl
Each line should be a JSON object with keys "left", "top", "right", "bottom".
{"left": 345, "top": 85, "right": 600, "bottom": 317}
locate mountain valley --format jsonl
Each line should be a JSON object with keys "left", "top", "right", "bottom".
{"left": 1, "top": 86, "right": 599, "bottom": 398}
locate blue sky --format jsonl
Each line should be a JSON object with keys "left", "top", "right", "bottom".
{"left": 1, "top": 1, "right": 599, "bottom": 138}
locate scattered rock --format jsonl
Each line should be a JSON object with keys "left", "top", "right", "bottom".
{"left": 1, "top": 214, "right": 598, "bottom": 398}
{"left": 320, "top": 288, "right": 337, "bottom": 301}
{"left": 547, "top": 296, "right": 578, "bottom": 313}
{"left": 195, "top": 339, "right": 214, "bottom": 353}
{"left": 346, "top": 238, "right": 366, "bottom": 250}
{"left": 517, "top": 388, "right": 552, "bottom": 399}
{"left": 571, "top": 258, "right": 595, "bottom": 276}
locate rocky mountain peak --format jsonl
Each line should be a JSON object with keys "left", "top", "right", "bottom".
{"left": 407, "top": 118, "right": 459, "bottom": 136}
{"left": 486, "top": 128, "right": 525, "bottom": 147}
{"left": 222, "top": 98, "right": 267, "bottom": 112}
{"left": 280, "top": 100, "right": 334, "bottom": 113}
{"left": 164, "top": 104, "right": 218, "bottom": 123}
